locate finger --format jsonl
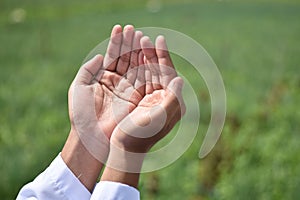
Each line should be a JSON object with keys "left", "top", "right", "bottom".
{"left": 138, "top": 49, "right": 145, "bottom": 66}
{"left": 166, "top": 77, "right": 185, "bottom": 116}
{"left": 140, "top": 36, "right": 161, "bottom": 90}
{"left": 145, "top": 65, "right": 153, "bottom": 94}
{"left": 167, "top": 77, "right": 184, "bottom": 99}
{"left": 133, "top": 51, "right": 146, "bottom": 96}
{"left": 135, "top": 64, "right": 146, "bottom": 97}
{"left": 163, "top": 82, "right": 186, "bottom": 133}
{"left": 155, "top": 35, "right": 177, "bottom": 88}
{"left": 103, "top": 24, "right": 122, "bottom": 71}
{"left": 126, "top": 66, "right": 138, "bottom": 86}
{"left": 143, "top": 55, "right": 147, "bottom": 65}
{"left": 116, "top": 25, "right": 134, "bottom": 75}
{"left": 126, "top": 30, "right": 143, "bottom": 85}
{"left": 141, "top": 36, "right": 158, "bottom": 63}
{"left": 129, "top": 30, "right": 143, "bottom": 68}
{"left": 75, "top": 54, "right": 103, "bottom": 85}
{"left": 155, "top": 35, "right": 174, "bottom": 68}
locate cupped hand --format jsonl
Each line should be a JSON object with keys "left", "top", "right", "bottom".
{"left": 68, "top": 25, "right": 144, "bottom": 162}
{"left": 110, "top": 35, "right": 186, "bottom": 154}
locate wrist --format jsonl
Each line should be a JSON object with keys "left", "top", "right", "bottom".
{"left": 100, "top": 166, "right": 141, "bottom": 189}
{"left": 61, "top": 128, "right": 103, "bottom": 192}
{"left": 101, "top": 143, "right": 145, "bottom": 189}
{"left": 106, "top": 141, "right": 146, "bottom": 173}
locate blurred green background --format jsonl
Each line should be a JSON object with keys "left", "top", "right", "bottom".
{"left": 1, "top": 0, "right": 300, "bottom": 199}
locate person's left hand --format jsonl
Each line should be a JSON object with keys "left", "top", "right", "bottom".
{"left": 62, "top": 25, "right": 144, "bottom": 191}
{"left": 68, "top": 25, "right": 145, "bottom": 161}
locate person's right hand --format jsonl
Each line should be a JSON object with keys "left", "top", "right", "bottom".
{"left": 109, "top": 35, "right": 186, "bottom": 154}
{"left": 101, "top": 35, "right": 185, "bottom": 187}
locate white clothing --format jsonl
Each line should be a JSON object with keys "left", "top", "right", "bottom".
{"left": 16, "top": 154, "right": 140, "bottom": 200}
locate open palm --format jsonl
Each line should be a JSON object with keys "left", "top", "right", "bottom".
{"left": 110, "top": 35, "right": 185, "bottom": 154}
{"left": 68, "top": 25, "right": 144, "bottom": 161}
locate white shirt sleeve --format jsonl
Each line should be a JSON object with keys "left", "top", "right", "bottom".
{"left": 16, "top": 153, "right": 91, "bottom": 200}
{"left": 16, "top": 154, "right": 140, "bottom": 200}
{"left": 91, "top": 181, "right": 140, "bottom": 200}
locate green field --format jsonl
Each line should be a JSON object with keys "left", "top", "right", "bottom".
{"left": 1, "top": 0, "right": 300, "bottom": 199}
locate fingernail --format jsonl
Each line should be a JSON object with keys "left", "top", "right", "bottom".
{"left": 124, "top": 24, "right": 134, "bottom": 31}
{"left": 135, "top": 31, "right": 143, "bottom": 37}
{"left": 157, "top": 35, "right": 165, "bottom": 41}
{"left": 141, "top": 36, "right": 153, "bottom": 48}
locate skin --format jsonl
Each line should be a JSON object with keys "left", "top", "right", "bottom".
{"left": 61, "top": 24, "right": 185, "bottom": 192}
{"left": 101, "top": 35, "right": 185, "bottom": 188}
{"left": 61, "top": 24, "right": 144, "bottom": 192}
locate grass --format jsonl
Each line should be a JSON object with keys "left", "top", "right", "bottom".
{"left": 0, "top": 0, "right": 300, "bottom": 199}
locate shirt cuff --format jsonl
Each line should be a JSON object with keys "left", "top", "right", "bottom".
{"left": 17, "top": 154, "right": 91, "bottom": 200}
{"left": 47, "top": 153, "right": 91, "bottom": 199}
{"left": 91, "top": 181, "right": 140, "bottom": 200}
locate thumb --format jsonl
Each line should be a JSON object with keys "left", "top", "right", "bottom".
{"left": 167, "top": 77, "right": 186, "bottom": 116}
{"left": 167, "top": 77, "right": 184, "bottom": 97}
{"left": 75, "top": 54, "right": 103, "bottom": 85}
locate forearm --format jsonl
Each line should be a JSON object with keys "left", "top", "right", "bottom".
{"left": 61, "top": 129, "right": 103, "bottom": 192}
